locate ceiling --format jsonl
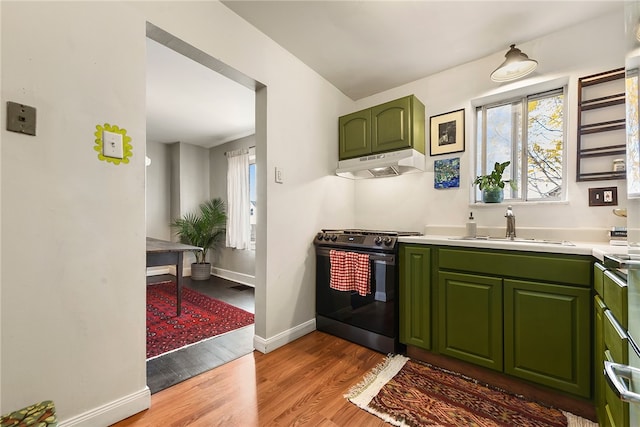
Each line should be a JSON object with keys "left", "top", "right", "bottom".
{"left": 146, "top": 0, "right": 624, "bottom": 149}
{"left": 146, "top": 37, "right": 256, "bottom": 148}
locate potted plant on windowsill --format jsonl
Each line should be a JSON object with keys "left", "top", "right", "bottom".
{"left": 473, "top": 161, "right": 512, "bottom": 203}
{"left": 171, "top": 198, "right": 227, "bottom": 280}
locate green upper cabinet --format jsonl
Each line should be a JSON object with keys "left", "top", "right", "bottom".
{"left": 338, "top": 109, "right": 372, "bottom": 159}
{"left": 338, "top": 95, "right": 425, "bottom": 160}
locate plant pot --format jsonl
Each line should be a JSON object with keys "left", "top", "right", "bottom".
{"left": 482, "top": 187, "right": 504, "bottom": 203}
{"left": 191, "top": 262, "right": 211, "bottom": 281}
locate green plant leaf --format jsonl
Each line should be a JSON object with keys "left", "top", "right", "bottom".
{"left": 170, "top": 198, "right": 227, "bottom": 263}
{"left": 474, "top": 161, "right": 511, "bottom": 191}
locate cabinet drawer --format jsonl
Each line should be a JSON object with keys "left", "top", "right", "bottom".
{"left": 595, "top": 262, "right": 606, "bottom": 298}
{"left": 604, "top": 350, "right": 629, "bottom": 427}
{"left": 604, "top": 270, "right": 628, "bottom": 329}
{"left": 604, "top": 310, "right": 628, "bottom": 364}
{"left": 438, "top": 248, "right": 592, "bottom": 287}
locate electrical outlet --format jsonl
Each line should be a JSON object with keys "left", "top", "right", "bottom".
{"left": 102, "top": 130, "right": 124, "bottom": 159}
{"left": 588, "top": 186, "right": 618, "bottom": 206}
{"left": 6, "top": 101, "right": 36, "bottom": 136}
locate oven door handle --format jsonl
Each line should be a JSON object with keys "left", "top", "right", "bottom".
{"left": 315, "top": 247, "right": 395, "bottom": 263}
{"left": 604, "top": 361, "right": 640, "bottom": 404}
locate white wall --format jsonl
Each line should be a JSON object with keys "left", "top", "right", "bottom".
{"left": 1, "top": 1, "right": 354, "bottom": 424}
{"left": 176, "top": 142, "right": 210, "bottom": 218}
{"left": 352, "top": 11, "right": 628, "bottom": 236}
{"left": 172, "top": 142, "right": 212, "bottom": 266}
{"left": 145, "top": 141, "right": 171, "bottom": 240}
{"left": 1, "top": 1, "right": 148, "bottom": 424}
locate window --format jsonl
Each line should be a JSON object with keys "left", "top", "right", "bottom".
{"left": 475, "top": 87, "right": 566, "bottom": 202}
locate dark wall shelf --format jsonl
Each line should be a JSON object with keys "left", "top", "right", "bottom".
{"left": 577, "top": 68, "right": 626, "bottom": 182}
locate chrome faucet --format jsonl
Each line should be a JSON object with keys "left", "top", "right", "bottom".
{"left": 505, "top": 205, "right": 516, "bottom": 239}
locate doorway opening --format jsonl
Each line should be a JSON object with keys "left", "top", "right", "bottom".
{"left": 144, "top": 23, "right": 265, "bottom": 393}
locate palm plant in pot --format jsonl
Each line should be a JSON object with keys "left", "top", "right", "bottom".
{"left": 473, "top": 161, "right": 512, "bottom": 203}
{"left": 171, "top": 198, "right": 227, "bottom": 281}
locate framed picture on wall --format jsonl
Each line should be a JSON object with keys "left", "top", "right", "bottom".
{"left": 434, "top": 157, "right": 460, "bottom": 189}
{"left": 430, "top": 109, "right": 465, "bottom": 156}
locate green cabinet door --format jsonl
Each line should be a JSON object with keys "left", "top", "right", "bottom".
{"left": 438, "top": 271, "right": 503, "bottom": 371}
{"left": 594, "top": 295, "right": 607, "bottom": 424}
{"left": 370, "top": 95, "right": 425, "bottom": 155}
{"left": 399, "top": 245, "right": 431, "bottom": 350}
{"left": 371, "top": 96, "right": 412, "bottom": 153}
{"left": 338, "top": 109, "right": 371, "bottom": 159}
{"left": 504, "top": 279, "right": 591, "bottom": 398}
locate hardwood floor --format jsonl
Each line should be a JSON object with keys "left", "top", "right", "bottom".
{"left": 113, "top": 331, "right": 387, "bottom": 427}
{"left": 146, "top": 274, "right": 255, "bottom": 394}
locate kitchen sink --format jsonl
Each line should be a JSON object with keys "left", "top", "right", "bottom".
{"left": 448, "top": 236, "right": 574, "bottom": 246}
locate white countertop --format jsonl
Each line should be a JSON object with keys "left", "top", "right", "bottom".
{"left": 398, "top": 234, "right": 628, "bottom": 261}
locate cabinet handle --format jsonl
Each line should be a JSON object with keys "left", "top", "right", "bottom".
{"left": 604, "top": 361, "right": 640, "bottom": 403}
{"left": 604, "top": 253, "right": 640, "bottom": 270}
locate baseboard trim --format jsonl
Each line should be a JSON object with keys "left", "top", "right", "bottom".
{"left": 253, "top": 319, "right": 316, "bottom": 354}
{"left": 211, "top": 267, "right": 255, "bottom": 287}
{"left": 146, "top": 266, "right": 172, "bottom": 276}
{"left": 58, "top": 387, "right": 150, "bottom": 427}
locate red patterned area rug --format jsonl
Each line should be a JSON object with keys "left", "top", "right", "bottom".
{"left": 147, "top": 281, "right": 254, "bottom": 359}
{"left": 346, "top": 355, "right": 597, "bottom": 427}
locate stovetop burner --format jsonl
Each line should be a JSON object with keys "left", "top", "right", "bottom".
{"left": 321, "top": 229, "right": 421, "bottom": 237}
{"left": 314, "top": 228, "right": 421, "bottom": 251}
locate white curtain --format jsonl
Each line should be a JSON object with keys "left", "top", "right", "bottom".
{"left": 226, "top": 149, "right": 251, "bottom": 249}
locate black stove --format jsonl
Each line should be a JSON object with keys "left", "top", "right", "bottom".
{"left": 314, "top": 229, "right": 421, "bottom": 252}
{"left": 313, "top": 228, "right": 421, "bottom": 353}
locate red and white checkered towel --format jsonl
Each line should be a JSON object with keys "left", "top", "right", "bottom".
{"left": 329, "top": 250, "right": 371, "bottom": 296}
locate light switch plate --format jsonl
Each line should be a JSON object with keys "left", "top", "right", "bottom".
{"left": 102, "top": 130, "right": 124, "bottom": 159}
{"left": 7, "top": 101, "right": 36, "bottom": 136}
{"left": 275, "top": 167, "right": 284, "bottom": 183}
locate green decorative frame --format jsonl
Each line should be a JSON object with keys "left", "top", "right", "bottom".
{"left": 94, "top": 123, "right": 133, "bottom": 165}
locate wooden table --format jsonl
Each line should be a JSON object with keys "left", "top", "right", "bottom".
{"left": 146, "top": 237, "right": 202, "bottom": 316}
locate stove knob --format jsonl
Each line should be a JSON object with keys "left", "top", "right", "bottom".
{"left": 330, "top": 234, "right": 338, "bottom": 241}
{"left": 323, "top": 234, "right": 331, "bottom": 241}
{"left": 383, "top": 237, "right": 393, "bottom": 246}
{"left": 316, "top": 232, "right": 324, "bottom": 241}
{"left": 374, "top": 236, "right": 383, "bottom": 245}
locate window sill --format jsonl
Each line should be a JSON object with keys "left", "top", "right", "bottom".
{"left": 470, "top": 199, "right": 569, "bottom": 207}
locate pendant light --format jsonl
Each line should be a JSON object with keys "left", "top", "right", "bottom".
{"left": 490, "top": 44, "right": 538, "bottom": 82}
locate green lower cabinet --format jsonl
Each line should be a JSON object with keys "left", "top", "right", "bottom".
{"left": 604, "top": 350, "right": 629, "bottom": 427}
{"left": 399, "top": 245, "right": 431, "bottom": 350}
{"left": 595, "top": 295, "right": 607, "bottom": 424}
{"left": 400, "top": 245, "right": 594, "bottom": 400}
{"left": 503, "top": 279, "right": 591, "bottom": 398}
{"left": 438, "top": 271, "right": 503, "bottom": 371}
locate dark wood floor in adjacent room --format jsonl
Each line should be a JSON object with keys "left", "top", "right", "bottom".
{"left": 146, "top": 274, "right": 255, "bottom": 394}
{"left": 113, "top": 331, "right": 387, "bottom": 427}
